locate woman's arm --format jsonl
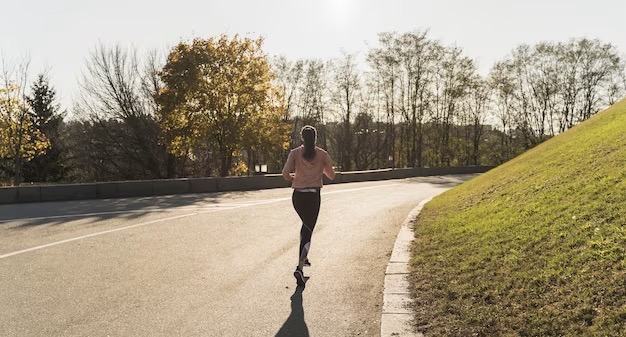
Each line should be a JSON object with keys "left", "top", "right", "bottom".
{"left": 323, "top": 153, "right": 336, "bottom": 180}
{"left": 282, "top": 151, "right": 295, "bottom": 181}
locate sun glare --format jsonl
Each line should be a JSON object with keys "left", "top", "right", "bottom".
{"left": 324, "top": 0, "right": 354, "bottom": 25}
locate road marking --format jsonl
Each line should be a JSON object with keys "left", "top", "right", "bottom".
{"left": 0, "top": 183, "right": 400, "bottom": 223}
{"left": 0, "top": 204, "right": 244, "bottom": 223}
{"left": 0, "top": 209, "right": 187, "bottom": 223}
{"left": 0, "top": 213, "right": 198, "bottom": 259}
{"left": 0, "top": 183, "right": 402, "bottom": 259}
{"left": 324, "top": 183, "right": 399, "bottom": 195}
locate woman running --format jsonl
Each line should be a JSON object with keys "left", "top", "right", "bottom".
{"left": 282, "top": 125, "right": 336, "bottom": 286}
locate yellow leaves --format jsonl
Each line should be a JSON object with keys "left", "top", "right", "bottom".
{"left": 229, "top": 159, "right": 249, "bottom": 176}
{"left": 0, "top": 83, "right": 50, "bottom": 162}
{"left": 153, "top": 33, "right": 298, "bottom": 175}
{"left": 157, "top": 34, "right": 279, "bottom": 155}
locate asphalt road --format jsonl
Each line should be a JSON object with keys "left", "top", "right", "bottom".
{"left": 0, "top": 175, "right": 476, "bottom": 337}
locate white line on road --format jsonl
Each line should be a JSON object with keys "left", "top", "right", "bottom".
{"left": 0, "top": 213, "right": 198, "bottom": 259}
{"left": 0, "top": 183, "right": 400, "bottom": 223}
{"left": 0, "top": 183, "right": 401, "bottom": 260}
{"left": 0, "top": 205, "right": 245, "bottom": 223}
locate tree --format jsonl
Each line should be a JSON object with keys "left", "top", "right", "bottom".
{"left": 0, "top": 59, "right": 49, "bottom": 185}
{"left": 298, "top": 60, "right": 331, "bottom": 149}
{"left": 489, "top": 61, "right": 517, "bottom": 163}
{"left": 242, "top": 87, "right": 291, "bottom": 174}
{"left": 272, "top": 56, "right": 305, "bottom": 151}
{"left": 22, "top": 73, "right": 66, "bottom": 183}
{"left": 575, "top": 39, "right": 623, "bottom": 121}
{"left": 359, "top": 72, "right": 388, "bottom": 169}
{"left": 330, "top": 53, "right": 360, "bottom": 171}
{"left": 367, "top": 33, "right": 400, "bottom": 168}
{"left": 430, "top": 45, "right": 476, "bottom": 166}
{"left": 490, "top": 38, "right": 625, "bottom": 153}
{"left": 73, "top": 44, "right": 165, "bottom": 181}
{"left": 464, "top": 77, "right": 489, "bottom": 165}
{"left": 529, "top": 42, "right": 560, "bottom": 140}
{"left": 394, "top": 30, "right": 435, "bottom": 167}
{"left": 157, "top": 35, "right": 289, "bottom": 177}
{"left": 352, "top": 112, "right": 381, "bottom": 169}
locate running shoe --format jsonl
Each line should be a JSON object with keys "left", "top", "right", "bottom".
{"left": 294, "top": 267, "right": 306, "bottom": 286}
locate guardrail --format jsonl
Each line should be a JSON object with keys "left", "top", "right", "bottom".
{"left": 0, "top": 166, "right": 493, "bottom": 204}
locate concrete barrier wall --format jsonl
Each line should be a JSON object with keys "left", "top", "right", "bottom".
{"left": 17, "top": 186, "right": 42, "bottom": 203}
{"left": 96, "top": 182, "right": 120, "bottom": 199}
{"left": 0, "top": 166, "right": 494, "bottom": 204}
{"left": 189, "top": 178, "right": 219, "bottom": 194}
{"left": 41, "top": 184, "right": 97, "bottom": 202}
{"left": 0, "top": 187, "right": 17, "bottom": 204}
{"left": 217, "top": 175, "right": 290, "bottom": 192}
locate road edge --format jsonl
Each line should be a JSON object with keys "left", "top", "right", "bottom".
{"left": 380, "top": 197, "right": 432, "bottom": 337}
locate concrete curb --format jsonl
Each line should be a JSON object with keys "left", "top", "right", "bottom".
{"left": 381, "top": 198, "right": 433, "bottom": 337}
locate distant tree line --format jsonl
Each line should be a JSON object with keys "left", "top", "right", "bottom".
{"left": 1, "top": 32, "right": 624, "bottom": 185}
{"left": 275, "top": 32, "right": 625, "bottom": 169}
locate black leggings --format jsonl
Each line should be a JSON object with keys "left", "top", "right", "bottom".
{"left": 292, "top": 190, "right": 321, "bottom": 267}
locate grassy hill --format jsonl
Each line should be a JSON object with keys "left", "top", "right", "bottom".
{"left": 409, "top": 98, "right": 626, "bottom": 337}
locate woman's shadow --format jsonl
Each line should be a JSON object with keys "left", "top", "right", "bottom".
{"left": 275, "top": 284, "right": 309, "bottom": 337}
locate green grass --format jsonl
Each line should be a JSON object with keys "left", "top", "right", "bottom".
{"left": 409, "top": 98, "right": 626, "bottom": 337}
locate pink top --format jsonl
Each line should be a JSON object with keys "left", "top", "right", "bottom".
{"left": 282, "top": 146, "right": 336, "bottom": 188}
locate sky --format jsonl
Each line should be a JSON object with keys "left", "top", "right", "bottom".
{"left": 1, "top": 0, "right": 625, "bottom": 109}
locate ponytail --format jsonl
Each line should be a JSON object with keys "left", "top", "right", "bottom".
{"left": 301, "top": 125, "right": 317, "bottom": 160}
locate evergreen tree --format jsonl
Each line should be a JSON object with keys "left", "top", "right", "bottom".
{"left": 23, "top": 74, "right": 66, "bottom": 182}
